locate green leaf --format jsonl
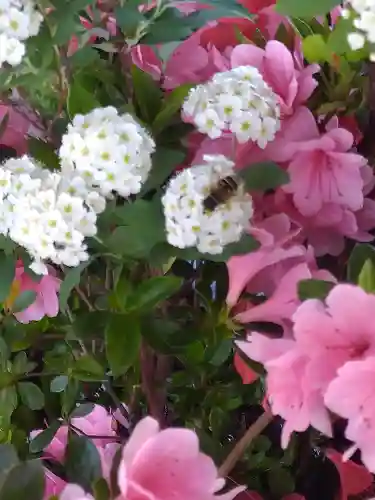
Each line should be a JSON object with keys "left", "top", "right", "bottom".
{"left": 65, "top": 434, "right": 102, "bottom": 492}
{"left": 70, "top": 402, "right": 95, "bottom": 418}
{"left": 327, "top": 17, "right": 352, "bottom": 55}
{"left": 18, "top": 382, "right": 45, "bottom": 411}
{"left": 126, "top": 276, "right": 182, "bottom": 312}
{"left": 348, "top": 244, "right": 375, "bottom": 283}
{"left": 209, "top": 339, "right": 233, "bottom": 366}
{"left": 0, "top": 254, "right": 15, "bottom": 302}
{"left": 108, "top": 199, "right": 166, "bottom": 258}
{"left": 0, "top": 386, "right": 17, "bottom": 420}
{"left": 27, "top": 139, "right": 60, "bottom": 171}
{"left": 12, "top": 291, "right": 37, "bottom": 313}
{"left": 276, "top": 0, "right": 341, "bottom": 18}
{"left": 298, "top": 279, "right": 335, "bottom": 301}
{"left": 141, "top": 8, "right": 192, "bottom": 44}
{"left": 72, "top": 355, "right": 105, "bottom": 382}
{"left": 302, "top": 34, "right": 330, "bottom": 63}
{"left": 115, "top": 4, "right": 144, "bottom": 34}
{"left": 152, "top": 84, "right": 194, "bottom": 134}
{"left": 105, "top": 314, "right": 141, "bottom": 377}
{"left": 0, "top": 237, "right": 16, "bottom": 256}
{"left": 67, "top": 80, "right": 100, "bottom": 119}
{"left": 0, "top": 459, "right": 45, "bottom": 500}
{"left": 268, "top": 467, "right": 295, "bottom": 497}
{"left": 50, "top": 375, "right": 69, "bottom": 393}
{"left": 239, "top": 162, "right": 290, "bottom": 192}
{"left": 29, "top": 422, "right": 60, "bottom": 454}
{"left": 59, "top": 261, "right": 91, "bottom": 311}
{"left": 93, "top": 478, "right": 110, "bottom": 500}
{"left": 0, "top": 444, "right": 19, "bottom": 475}
{"left": 131, "top": 65, "right": 163, "bottom": 123}
{"left": 141, "top": 148, "right": 185, "bottom": 194}
{"left": 358, "top": 259, "right": 375, "bottom": 293}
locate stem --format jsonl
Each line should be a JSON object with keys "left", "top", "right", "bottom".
{"left": 104, "top": 382, "right": 130, "bottom": 423}
{"left": 75, "top": 286, "right": 95, "bottom": 312}
{"left": 218, "top": 411, "right": 273, "bottom": 478}
{"left": 140, "top": 340, "right": 168, "bottom": 426}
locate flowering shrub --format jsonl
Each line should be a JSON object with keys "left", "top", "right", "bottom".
{"left": 1, "top": 0, "right": 375, "bottom": 499}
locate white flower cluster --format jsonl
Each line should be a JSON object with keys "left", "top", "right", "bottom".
{"left": 59, "top": 106, "right": 155, "bottom": 199}
{"left": 0, "top": 156, "right": 102, "bottom": 275}
{"left": 0, "top": 0, "right": 42, "bottom": 67}
{"left": 182, "top": 66, "right": 280, "bottom": 148}
{"left": 162, "top": 155, "right": 253, "bottom": 254}
{"left": 343, "top": 0, "right": 375, "bottom": 59}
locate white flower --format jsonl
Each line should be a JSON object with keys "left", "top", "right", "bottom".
{"left": 348, "top": 32, "right": 366, "bottom": 50}
{"left": 59, "top": 107, "right": 155, "bottom": 200}
{"left": 0, "top": 156, "right": 99, "bottom": 274}
{"left": 162, "top": 155, "right": 253, "bottom": 255}
{"left": 183, "top": 66, "right": 280, "bottom": 147}
{"left": 0, "top": 0, "right": 42, "bottom": 68}
{"left": 345, "top": 0, "right": 375, "bottom": 54}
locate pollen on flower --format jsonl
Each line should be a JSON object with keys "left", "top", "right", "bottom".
{"left": 162, "top": 154, "right": 253, "bottom": 255}
{"left": 182, "top": 65, "right": 280, "bottom": 146}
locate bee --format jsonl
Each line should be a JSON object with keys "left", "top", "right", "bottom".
{"left": 203, "top": 176, "right": 239, "bottom": 211}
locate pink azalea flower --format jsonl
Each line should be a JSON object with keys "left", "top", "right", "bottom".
{"left": 230, "top": 41, "right": 319, "bottom": 117}
{"left": 324, "top": 357, "right": 375, "bottom": 472}
{"left": 234, "top": 263, "right": 335, "bottom": 333}
{"left": 117, "top": 416, "right": 245, "bottom": 500}
{"left": 226, "top": 213, "right": 305, "bottom": 308}
{"left": 10, "top": 261, "right": 60, "bottom": 324}
{"left": 71, "top": 404, "right": 117, "bottom": 448}
{"left": 238, "top": 333, "right": 331, "bottom": 448}
{"left": 280, "top": 118, "right": 367, "bottom": 216}
{"left": 272, "top": 190, "right": 375, "bottom": 257}
{"left": 44, "top": 470, "right": 66, "bottom": 500}
{"left": 60, "top": 484, "right": 94, "bottom": 500}
{"left": 293, "top": 284, "right": 375, "bottom": 391}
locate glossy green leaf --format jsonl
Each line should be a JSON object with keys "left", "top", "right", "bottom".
{"left": 0, "top": 444, "right": 19, "bottom": 475}
{"left": 239, "top": 162, "right": 290, "bottom": 192}
{"left": 126, "top": 276, "right": 182, "bottom": 312}
{"left": 67, "top": 80, "right": 100, "bottom": 119}
{"left": 0, "top": 253, "right": 16, "bottom": 302}
{"left": 29, "top": 422, "right": 60, "bottom": 454}
{"left": 18, "top": 382, "right": 45, "bottom": 411}
{"left": 152, "top": 84, "right": 194, "bottom": 134}
{"left": 347, "top": 243, "right": 375, "bottom": 283}
{"left": 276, "top": 0, "right": 341, "bottom": 18}
{"left": 50, "top": 375, "right": 69, "bottom": 393}
{"left": 358, "top": 259, "right": 375, "bottom": 293}
{"left": 0, "top": 386, "right": 17, "bottom": 420}
{"left": 115, "top": 3, "right": 144, "bottom": 34}
{"left": 105, "top": 314, "right": 141, "bottom": 377}
{"left": 268, "top": 467, "right": 295, "bottom": 497}
{"left": 298, "top": 279, "right": 335, "bottom": 301}
{"left": 59, "top": 261, "right": 91, "bottom": 311}
{"left": 302, "top": 34, "right": 330, "bottom": 63}
{"left": 65, "top": 434, "right": 102, "bottom": 492}
{"left": 108, "top": 199, "right": 166, "bottom": 258}
{"left": 72, "top": 355, "right": 105, "bottom": 382}
{"left": 0, "top": 459, "right": 45, "bottom": 500}
{"left": 141, "top": 148, "right": 185, "bottom": 194}
{"left": 131, "top": 65, "right": 163, "bottom": 123}
{"left": 12, "top": 291, "right": 37, "bottom": 313}
{"left": 27, "top": 139, "right": 60, "bottom": 171}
